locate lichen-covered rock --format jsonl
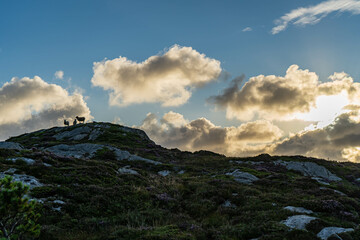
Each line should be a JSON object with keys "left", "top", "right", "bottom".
{"left": 281, "top": 215, "right": 317, "bottom": 230}
{"left": 317, "top": 227, "right": 354, "bottom": 240}
{"left": 226, "top": 169, "right": 258, "bottom": 184}
{"left": 0, "top": 141, "right": 24, "bottom": 150}
{"left": 274, "top": 160, "right": 341, "bottom": 183}
{"left": 284, "top": 206, "right": 313, "bottom": 214}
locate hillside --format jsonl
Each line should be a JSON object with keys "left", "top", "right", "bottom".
{"left": 1, "top": 122, "right": 360, "bottom": 240}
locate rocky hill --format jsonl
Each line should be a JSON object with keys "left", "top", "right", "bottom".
{"left": 1, "top": 122, "right": 360, "bottom": 240}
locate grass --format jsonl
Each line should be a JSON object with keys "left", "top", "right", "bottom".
{"left": 1, "top": 122, "right": 360, "bottom": 239}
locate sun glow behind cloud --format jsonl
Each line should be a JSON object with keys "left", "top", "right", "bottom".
{"left": 294, "top": 93, "right": 349, "bottom": 128}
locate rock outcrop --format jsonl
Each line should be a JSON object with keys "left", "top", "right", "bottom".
{"left": 0, "top": 141, "right": 24, "bottom": 150}
{"left": 226, "top": 169, "right": 259, "bottom": 184}
{"left": 44, "top": 143, "right": 161, "bottom": 165}
{"left": 281, "top": 215, "right": 317, "bottom": 230}
{"left": 274, "top": 160, "right": 341, "bottom": 184}
{"left": 317, "top": 227, "right": 354, "bottom": 240}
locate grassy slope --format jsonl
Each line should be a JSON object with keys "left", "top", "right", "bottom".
{"left": 1, "top": 123, "right": 360, "bottom": 240}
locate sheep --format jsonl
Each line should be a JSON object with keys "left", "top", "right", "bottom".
{"left": 76, "top": 116, "right": 85, "bottom": 123}
{"left": 73, "top": 119, "right": 77, "bottom": 125}
{"left": 64, "top": 119, "right": 69, "bottom": 126}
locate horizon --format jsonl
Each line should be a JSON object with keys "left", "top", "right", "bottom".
{"left": 1, "top": 0, "right": 360, "bottom": 162}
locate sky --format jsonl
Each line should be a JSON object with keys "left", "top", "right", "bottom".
{"left": 1, "top": 0, "right": 360, "bottom": 162}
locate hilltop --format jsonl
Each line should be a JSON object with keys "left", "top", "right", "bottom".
{"left": 1, "top": 122, "right": 360, "bottom": 240}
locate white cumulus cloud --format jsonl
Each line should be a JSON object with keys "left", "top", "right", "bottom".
{"left": 209, "top": 65, "right": 360, "bottom": 122}
{"left": 139, "top": 111, "right": 283, "bottom": 156}
{"left": 0, "top": 76, "right": 92, "bottom": 140}
{"left": 91, "top": 45, "right": 222, "bottom": 107}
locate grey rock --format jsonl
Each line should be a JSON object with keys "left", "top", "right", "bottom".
{"left": 281, "top": 215, "right": 317, "bottom": 230}
{"left": 7, "top": 157, "right": 36, "bottom": 165}
{"left": 312, "top": 177, "right": 331, "bottom": 185}
{"left": 72, "top": 133, "right": 88, "bottom": 141}
{"left": 317, "top": 227, "right": 354, "bottom": 240}
{"left": 4, "top": 168, "right": 17, "bottom": 174}
{"left": 118, "top": 166, "right": 139, "bottom": 175}
{"left": 222, "top": 200, "right": 236, "bottom": 208}
{"left": 88, "top": 128, "right": 103, "bottom": 141}
{"left": 158, "top": 170, "right": 171, "bottom": 177}
{"left": 0, "top": 141, "right": 23, "bottom": 150}
{"left": 52, "top": 207, "right": 62, "bottom": 212}
{"left": 45, "top": 143, "right": 162, "bottom": 165}
{"left": 226, "top": 169, "right": 259, "bottom": 184}
{"left": 53, "top": 200, "right": 65, "bottom": 205}
{"left": 319, "top": 187, "right": 347, "bottom": 196}
{"left": 53, "top": 126, "right": 91, "bottom": 140}
{"left": 127, "top": 154, "right": 161, "bottom": 165}
{"left": 284, "top": 206, "right": 313, "bottom": 214}
{"left": 0, "top": 172, "right": 43, "bottom": 189}
{"left": 274, "top": 160, "right": 341, "bottom": 182}
{"left": 43, "top": 163, "right": 52, "bottom": 167}
{"left": 177, "top": 170, "right": 185, "bottom": 175}
{"left": 45, "top": 143, "right": 102, "bottom": 159}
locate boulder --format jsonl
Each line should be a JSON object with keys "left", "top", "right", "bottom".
{"left": 284, "top": 206, "right": 313, "bottom": 214}
{"left": 281, "top": 215, "right": 317, "bottom": 230}
{"left": 274, "top": 160, "right": 341, "bottom": 183}
{"left": 317, "top": 227, "right": 354, "bottom": 240}
{"left": 226, "top": 169, "right": 259, "bottom": 184}
{"left": 0, "top": 141, "right": 24, "bottom": 150}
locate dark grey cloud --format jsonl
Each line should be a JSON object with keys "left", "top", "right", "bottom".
{"left": 271, "top": 108, "right": 360, "bottom": 162}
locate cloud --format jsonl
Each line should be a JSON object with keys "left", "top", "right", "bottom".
{"left": 54, "top": 70, "right": 64, "bottom": 80}
{"left": 208, "top": 65, "right": 360, "bottom": 122}
{"left": 139, "top": 111, "right": 283, "bottom": 156}
{"left": 272, "top": 0, "right": 360, "bottom": 34}
{"left": 0, "top": 76, "right": 92, "bottom": 140}
{"left": 270, "top": 107, "right": 360, "bottom": 162}
{"left": 242, "top": 27, "right": 252, "bottom": 32}
{"left": 91, "top": 45, "right": 222, "bottom": 107}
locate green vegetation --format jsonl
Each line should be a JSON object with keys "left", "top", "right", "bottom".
{"left": 1, "top": 122, "right": 360, "bottom": 239}
{"left": 0, "top": 176, "right": 41, "bottom": 240}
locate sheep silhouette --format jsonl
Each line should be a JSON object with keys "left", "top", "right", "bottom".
{"left": 76, "top": 116, "right": 85, "bottom": 124}
{"left": 64, "top": 119, "right": 69, "bottom": 126}
{"left": 73, "top": 119, "right": 77, "bottom": 125}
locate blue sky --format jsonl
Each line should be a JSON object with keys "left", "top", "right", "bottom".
{"left": 1, "top": 0, "right": 360, "bottom": 161}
